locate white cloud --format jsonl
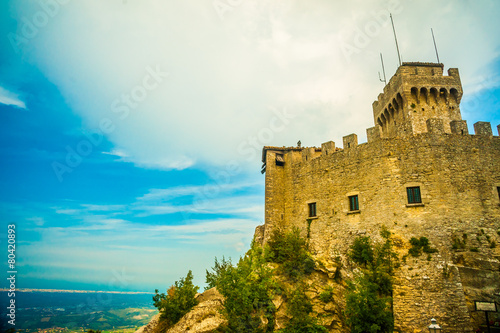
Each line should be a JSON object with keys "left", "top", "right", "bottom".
{"left": 136, "top": 181, "right": 260, "bottom": 202}
{"left": 0, "top": 86, "right": 27, "bottom": 109}
{"left": 16, "top": 0, "right": 500, "bottom": 171}
{"left": 102, "top": 149, "right": 129, "bottom": 158}
{"left": 81, "top": 204, "right": 127, "bottom": 212}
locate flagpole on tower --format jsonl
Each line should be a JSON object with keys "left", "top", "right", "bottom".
{"left": 390, "top": 13, "right": 402, "bottom": 67}
{"left": 431, "top": 28, "right": 440, "bottom": 63}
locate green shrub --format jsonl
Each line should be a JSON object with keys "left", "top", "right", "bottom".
{"left": 349, "top": 236, "right": 374, "bottom": 267}
{"left": 212, "top": 242, "right": 277, "bottom": 332}
{"left": 469, "top": 247, "right": 479, "bottom": 252}
{"left": 345, "top": 275, "right": 393, "bottom": 333}
{"left": 409, "top": 236, "right": 437, "bottom": 257}
{"left": 278, "top": 286, "right": 328, "bottom": 333}
{"left": 345, "top": 228, "right": 397, "bottom": 332}
{"left": 265, "top": 227, "right": 315, "bottom": 281}
{"left": 319, "top": 286, "right": 334, "bottom": 303}
{"left": 153, "top": 270, "right": 199, "bottom": 328}
{"left": 205, "top": 256, "right": 232, "bottom": 290}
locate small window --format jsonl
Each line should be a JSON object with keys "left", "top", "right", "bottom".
{"left": 407, "top": 187, "right": 422, "bottom": 204}
{"left": 348, "top": 195, "right": 359, "bottom": 211}
{"left": 308, "top": 202, "right": 317, "bottom": 217}
{"left": 275, "top": 153, "right": 284, "bottom": 166}
{"left": 497, "top": 187, "right": 500, "bottom": 201}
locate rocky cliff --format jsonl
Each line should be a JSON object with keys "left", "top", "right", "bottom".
{"left": 134, "top": 288, "right": 225, "bottom": 333}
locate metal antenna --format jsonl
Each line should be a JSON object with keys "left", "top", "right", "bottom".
{"left": 431, "top": 28, "right": 440, "bottom": 63}
{"left": 378, "top": 53, "right": 387, "bottom": 84}
{"left": 390, "top": 13, "right": 402, "bottom": 66}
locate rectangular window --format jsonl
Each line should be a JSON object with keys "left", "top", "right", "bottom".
{"left": 348, "top": 195, "right": 359, "bottom": 211}
{"left": 407, "top": 187, "right": 422, "bottom": 204}
{"left": 308, "top": 202, "right": 317, "bottom": 217}
{"left": 497, "top": 187, "right": 500, "bottom": 201}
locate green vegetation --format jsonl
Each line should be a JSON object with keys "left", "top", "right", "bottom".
{"left": 345, "top": 276, "right": 394, "bottom": 333}
{"left": 13, "top": 306, "right": 156, "bottom": 332}
{"left": 209, "top": 242, "right": 277, "bottom": 332}
{"left": 408, "top": 236, "right": 437, "bottom": 257}
{"left": 349, "top": 236, "right": 374, "bottom": 267}
{"left": 345, "top": 227, "right": 396, "bottom": 333}
{"left": 319, "top": 286, "right": 334, "bottom": 303}
{"left": 152, "top": 226, "right": 406, "bottom": 332}
{"left": 265, "top": 227, "right": 315, "bottom": 281}
{"left": 205, "top": 229, "right": 327, "bottom": 332}
{"left": 153, "top": 270, "right": 199, "bottom": 328}
{"left": 205, "top": 256, "right": 232, "bottom": 291}
{"left": 278, "top": 285, "right": 328, "bottom": 333}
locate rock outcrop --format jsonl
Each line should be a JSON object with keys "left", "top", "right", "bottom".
{"left": 134, "top": 287, "right": 225, "bottom": 333}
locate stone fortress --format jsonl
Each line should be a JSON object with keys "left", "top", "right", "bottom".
{"left": 257, "top": 62, "right": 500, "bottom": 332}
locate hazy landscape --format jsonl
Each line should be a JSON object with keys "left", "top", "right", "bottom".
{"left": 0, "top": 290, "right": 157, "bottom": 332}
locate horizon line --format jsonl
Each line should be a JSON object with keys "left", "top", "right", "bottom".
{"left": 0, "top": 288, "right": 154, "bottom": 294}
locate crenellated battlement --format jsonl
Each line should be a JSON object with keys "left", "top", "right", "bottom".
{"left": 372, "top": 62, "right": 463, "bottom": 138}
{"left": 262, "top": 120, "right": 499, "bottom": 171}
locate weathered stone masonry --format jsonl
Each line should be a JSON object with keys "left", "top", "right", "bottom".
{"left": 258, "top": 62, "right": 500, "bottom": 332}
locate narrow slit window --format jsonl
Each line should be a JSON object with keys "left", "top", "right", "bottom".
{"left": 497, "top": 187, "right": 500, "bottom": 201}
{"left": 348, "top": 195, "right": 359, "bottom": 211}
{"left": 308, "top": 202, "right": 317, "bottom": 217}
{"left": 407, "top": 187, "right": 422, "bottom": 204}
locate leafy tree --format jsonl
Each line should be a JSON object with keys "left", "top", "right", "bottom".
{"left": 153, "top": 270, "right": 199, "bottom": 327}
{"left": 345, "top": 276, "right": 393, "bottom": 333}
{"left": 212, "top": 242, "right": 277, "bottom": 332}
{"left": 205, "top": 256, "right": 232, "bottom": 290}
{"left": 346, "top": 228, "right": 397, "bottom": 332}
{"left": 265, "top": 227, "right": 315, "bottom": 281}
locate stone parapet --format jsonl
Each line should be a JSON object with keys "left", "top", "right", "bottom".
{"left": 450, "top": 120, "right": 468, "bottom": 135}
{"left": 342, "top": 134, "right": 358, "bottom": 149}
{"left": 474, "top": 121, "right": 493, "bottom": 136}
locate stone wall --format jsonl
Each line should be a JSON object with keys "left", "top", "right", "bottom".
{"left": 261, "top": 126, "right": 500, "bottom": 331}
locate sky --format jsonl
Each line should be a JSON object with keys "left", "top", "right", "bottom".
{"left": 0, "top": 0, "right": 499, "bottom": 293}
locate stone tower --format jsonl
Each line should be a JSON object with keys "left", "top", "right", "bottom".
{"left": 257, "top": 62, "right": 500, "bottom": 332}
{"left": 372, "top": 62, "right": 464, "bottom": 137}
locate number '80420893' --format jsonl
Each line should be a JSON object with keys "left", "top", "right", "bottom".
{"left": 8, "top": 224, "right": 15, "bottom": 263}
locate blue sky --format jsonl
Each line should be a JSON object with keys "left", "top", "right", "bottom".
{"left": 0, "top": 0, "right": 499, "bottom": 292}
